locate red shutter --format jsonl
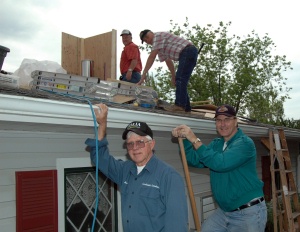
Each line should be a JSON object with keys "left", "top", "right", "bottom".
{"left": 16, "top": 170, "right": 58, "bottom": 232}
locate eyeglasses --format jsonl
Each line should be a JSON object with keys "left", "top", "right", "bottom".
{"left": 126, "top": 140, "right": 151, "bottom": 150}
{"left": 215, "top": 117, "right": 236, "bottom": 124}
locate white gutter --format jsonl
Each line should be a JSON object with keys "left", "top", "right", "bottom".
{"left": 0, "top": 94, "right": 299, "bottom": 139}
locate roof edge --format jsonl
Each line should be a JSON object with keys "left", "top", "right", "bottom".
{"left": 0, "top": 94, "right": 299, "bottom": 139}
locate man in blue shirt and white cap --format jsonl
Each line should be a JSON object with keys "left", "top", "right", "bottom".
{"left": 85, "top": 103, "right": 188, "bottom": 232}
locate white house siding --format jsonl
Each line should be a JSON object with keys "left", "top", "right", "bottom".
{"left": 252, "top": 138, "right": 265, "bottom": 179}
{"left": 0, "top": 129, "right": 93, "bottom": 232}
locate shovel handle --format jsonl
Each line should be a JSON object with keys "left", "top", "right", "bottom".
{"left": 178, "top": 138, "right": 201, "bottom": 231}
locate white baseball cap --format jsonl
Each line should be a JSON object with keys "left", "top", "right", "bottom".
{"left": 120, "top": 29, "right": 132, "bottom": 36}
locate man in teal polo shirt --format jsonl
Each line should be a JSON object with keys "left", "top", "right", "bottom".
{"left": 172, "top": 104, "right": 267, "bottom": 232}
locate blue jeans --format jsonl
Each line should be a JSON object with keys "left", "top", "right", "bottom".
{"left": 121, "top": 71, "right": 141, "bottom": 83}
{"left": 201, "top": 201, "right": 267, "bottom": 232}
{"left": 175, "top": 45, "right": 198, "bottom": 112}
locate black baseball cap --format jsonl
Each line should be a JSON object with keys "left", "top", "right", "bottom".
{"left": 122, "top": 121, "right": 153, "bottom": 140}
{"left": 215, "top": 104, "right": 236, "bottom": 118}
{"left": 139, "top": 29, "right": 151, "bottom": 44}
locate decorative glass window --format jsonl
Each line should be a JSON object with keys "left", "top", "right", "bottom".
{"left": 65, "top": 167, "right": 117, "bottom": 232}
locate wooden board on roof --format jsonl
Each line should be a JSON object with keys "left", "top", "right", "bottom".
{"left": 190, "top": 100, "right": 213, "bottom": 105}
{"left": 112, "top": 95, "right": 135, "bottom": 104}
{"left": 192, "top": 104, "right": 218, "bottom": 111}
{"left": 191, "top": 109, "right": 215, "bottom": 118}
{"left": 106, "top": 78, "right": 154, "bottom": 90}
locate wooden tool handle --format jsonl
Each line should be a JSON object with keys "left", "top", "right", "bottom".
{"left": 178, "top": 138, "right": 201, "bottom": 231}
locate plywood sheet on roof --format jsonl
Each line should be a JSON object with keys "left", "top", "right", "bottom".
{"left": 61, "top": 32, "right": 84, "bottom": 76}
{"left": 84, "top": 31, "right": 116, "bottom": 80}
{"left": 61, "top": 30, "right": 117, "bottom": 80}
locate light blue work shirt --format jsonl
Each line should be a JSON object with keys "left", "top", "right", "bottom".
{"left": 85, "top": 137, "right": 188, "bottom": 232}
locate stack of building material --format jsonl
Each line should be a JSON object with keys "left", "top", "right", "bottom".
{"left": 0, "top": 73, "right": 20, "bottom": 89}
{"left": 31, "top": 70, "right": 158, "bottom": 106}
{"left": 86, "top": 81, "right": 135, "bottom": 102}
{"left": 135, "top": 87, "right": 158, "bottom": 108}
{"left": 31, "top": 70, "right": 99, "bottom": 97}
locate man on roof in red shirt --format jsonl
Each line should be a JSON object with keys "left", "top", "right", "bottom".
{"left": 120, "top": 29, "right": 142, "bottom": 83}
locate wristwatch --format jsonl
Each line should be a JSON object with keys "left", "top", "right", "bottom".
{"left": 193, "top": 138, "right": 201, "bottom": 144}
{"left": 128, "top": 68, "right": 133, "bottom": 72}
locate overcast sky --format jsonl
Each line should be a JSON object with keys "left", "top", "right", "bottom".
{"left": 1, "top": 0, "right": 299, "bottom": 119}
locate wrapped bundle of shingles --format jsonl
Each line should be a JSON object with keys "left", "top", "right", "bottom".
{"left": 0, "top": 73, "right": 20, "bottom": 88}
{"left": 31, "top": 70, "right": 158, "bottom": 107}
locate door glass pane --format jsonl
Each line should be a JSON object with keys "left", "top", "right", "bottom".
{"left": 65, "top": 167, "right": 117, "bottom": 232}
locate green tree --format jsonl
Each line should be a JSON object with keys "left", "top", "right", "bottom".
{"left": 141, "top": 18, "right": 293, "bottom": 125}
